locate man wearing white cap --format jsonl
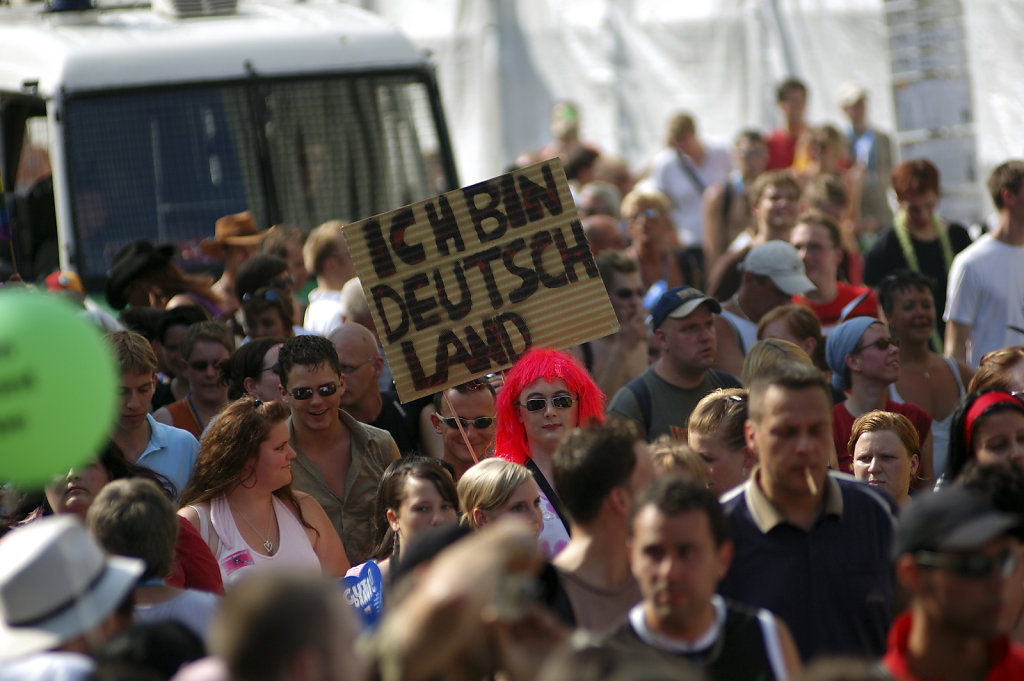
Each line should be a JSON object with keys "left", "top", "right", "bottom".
{"left": 0, "top": 515, "right": 143, "bottom": 680}
{"left": 714, "top": 240, "right": 815, "bottom": 376}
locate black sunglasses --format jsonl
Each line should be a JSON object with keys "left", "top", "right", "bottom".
{"left": 439, "top": 415, "right": 496, "bottom": 430}
{"left": 188, "top": 359, "right": 226, "bottom": 372}
{"left": 915, "top": 549, "right": 1018, "bottom": 580}
{"left": 613, "top": 287, "right": 646, "bottom": 300}
{"left": 853, "top": 337, "right": 899, "bottom": 353}
{"left": 519, "top": 395, "right": 575, "bottom": 412}
{"left": 288, "top": 383, "right": 339, "bottom": 401}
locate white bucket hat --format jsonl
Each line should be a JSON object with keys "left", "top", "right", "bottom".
{"left": 0, "top": 515, "right": 144, "bottom": 661}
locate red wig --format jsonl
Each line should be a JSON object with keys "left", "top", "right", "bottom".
{"left": 494, "top": 347, "right": 605, "bottom": 465}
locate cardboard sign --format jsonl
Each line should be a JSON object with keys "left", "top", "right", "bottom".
{"left": 343, "top": 158, "right": 619, "bottom": 402}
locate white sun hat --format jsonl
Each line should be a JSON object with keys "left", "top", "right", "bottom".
{"left": 0, "top": 515, "right": 144, "bottom": 661}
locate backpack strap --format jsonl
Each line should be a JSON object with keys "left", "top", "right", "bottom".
{"left": 625, "top": 376, "right": 653, "bottom": 437}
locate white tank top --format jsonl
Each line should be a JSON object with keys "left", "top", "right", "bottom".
{"left": 208, "top": 495, "right": 320, "bottom": 587}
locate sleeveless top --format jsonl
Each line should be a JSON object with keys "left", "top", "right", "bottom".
{"left": 525, "top": 459, "right": 571, "bottom": 559}
{"left": 607, "top": 596, "right": 787, "bottom": 681}
{"left": 164, "top": 398, "right": 203, "bottom": 440}
{"left": 205, "top": 495, "right": 320, "bottom": 587}
{"left": 720, "top": 309, "right": 758, "bottom": 356}
{"left": 889, "top": 355, "right": 965, "bottom": 481}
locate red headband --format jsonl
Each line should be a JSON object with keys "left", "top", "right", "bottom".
{"left": 965, "top": 391, "right": 1022, "bottom": 452}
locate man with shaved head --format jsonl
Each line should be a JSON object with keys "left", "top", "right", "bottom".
{"left": 328, "top": 322, "right": 422, "bottom": 456}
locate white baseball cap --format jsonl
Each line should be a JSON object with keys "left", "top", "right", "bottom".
{"left": 741, "top": 240, "right": 816, "bottom": 295}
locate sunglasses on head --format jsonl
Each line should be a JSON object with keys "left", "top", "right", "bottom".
{"left": 614, "top": 287, "right": 646, "bottom": 300}
{"left": 914, "top": 549, "right": 1018, "bottom": 580}
{"left": 243, "top": 288, "right": 283, "bottom": 303}
{"left": 519, "top": 395, "right": 575, "bottom": 412}
{"left": 288, "top": 383, "right": 338, "bottom": 401}
{"left": 854, "top": 337, "right": 899, "bottom": 353}
{"left": 188, "top": 359, "right": 226, "bottom": 372}
{"left": 438, "top": 415, "right": 496, "bottom": 430}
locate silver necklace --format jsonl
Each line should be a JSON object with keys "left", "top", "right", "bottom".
{"left": 232, "top": 502, "right": 275, "bottom": 553}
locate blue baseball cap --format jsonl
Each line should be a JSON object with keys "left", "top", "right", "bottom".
{"left": 649, "top": 286, "right": 721, "bottom": 330}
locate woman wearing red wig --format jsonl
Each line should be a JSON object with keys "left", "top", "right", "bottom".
{"left": 494, "top": 347, "right": 605, "bottom": 558}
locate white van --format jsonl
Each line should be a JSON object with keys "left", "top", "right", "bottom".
{"left": 0, "top": 0, "right": 458, "bottom": 288}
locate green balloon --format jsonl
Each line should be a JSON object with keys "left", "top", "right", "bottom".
{"left": 0, "top": 291, "right": 119, "bottom": 485}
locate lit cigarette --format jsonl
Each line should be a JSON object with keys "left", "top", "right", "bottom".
{"left": 805, "top": 467, "right": 818, "bottom": 495}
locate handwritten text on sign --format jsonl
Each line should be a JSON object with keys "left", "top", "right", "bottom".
{"left": 343, "top": 159, "right": 619, "bottom": 402}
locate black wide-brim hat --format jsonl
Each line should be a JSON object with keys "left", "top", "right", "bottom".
{"left": 105, "top": 240, "right": 176, "bottom": 310}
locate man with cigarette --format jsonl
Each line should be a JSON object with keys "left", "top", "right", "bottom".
{"left": 717, "top": 361, "right": 897, "bottom": 660}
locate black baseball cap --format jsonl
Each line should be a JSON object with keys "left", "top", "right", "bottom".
{"left": 893, "top": 487, "right": 1022, "bottom": 559}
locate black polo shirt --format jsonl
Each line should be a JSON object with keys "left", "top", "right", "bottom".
{"left": 718, "top": 470, "right": 896, "bottom": 660}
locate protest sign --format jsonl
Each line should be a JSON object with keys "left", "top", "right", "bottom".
{"left": 343, "top": 158, "right": 619, "bottom": 402}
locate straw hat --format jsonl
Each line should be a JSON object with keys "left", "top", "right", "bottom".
{"left": 0, "top": 515, "right": 144, "bottom": 661}
{"left": 201, "top": 211, "right": 270, "bottom": 259}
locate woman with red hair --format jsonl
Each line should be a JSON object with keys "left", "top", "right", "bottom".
{"left": 493, "top": 347, "right": 604, "bottom": 558}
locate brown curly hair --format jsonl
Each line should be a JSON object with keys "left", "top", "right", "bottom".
{"left": 179, "top": 396, "right": 314, "bottom": 535}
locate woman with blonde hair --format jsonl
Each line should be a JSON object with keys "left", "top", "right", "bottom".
{"left": 457, "top": 458, "right": 542, "bottom": 535}
{"left": 741, "top": 338, "right": 815, "bottom": 386}
{"left": 647, "top": 436, "right": 707, "bottom": 486}
{"left": 848, "top": 410, "right": 920, "bottom": 506}
{"left": 622, "top": 187, "right": 697, "bottom": 298}
{"left": 687, "top": 388, "right": 753, "bottom": 493}
{"left": 179, "top": 397, "right": 349, "bottom": 585}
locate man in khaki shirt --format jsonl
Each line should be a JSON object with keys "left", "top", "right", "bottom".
{"left": 277, "top": 335, "right": 399, "bottom": 564}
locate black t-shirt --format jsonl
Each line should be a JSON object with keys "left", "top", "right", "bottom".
{"left": 862, "top": 222, "right": 972, "bottom": 334}
{"left": 370, "top": 392, "right": 428, "bottom": 457}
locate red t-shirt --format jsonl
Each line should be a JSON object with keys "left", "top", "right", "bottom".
{"left": 766, "top": 128, "right": 797, "bottom": 170}
{"left": 165, "top": 515, "right": 225, "bottom": 595}
{"left": 794, "top": 281, "right": 879, "bottom": 336}
{"left": 833, "top": 399, "right": 932, "bottom": 474}
{"left": 884, "top": 611, "right": 1024, "bottom": 681}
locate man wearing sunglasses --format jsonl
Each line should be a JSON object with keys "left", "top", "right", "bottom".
{"left": 430, "top": 380, "right": 498, "bottom": 481}
{"left": 885, "top": 487, "right": 1024, "bottom": 681}
{"left": 276, "top": 335, "right": 400, "bottom": 565}
{"left": 826, "top": 317, "right": 933, "bottom": 479}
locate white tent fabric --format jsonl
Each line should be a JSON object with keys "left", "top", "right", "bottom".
{"left": 362, "top": 0, "right": 1024, "bottom": 224}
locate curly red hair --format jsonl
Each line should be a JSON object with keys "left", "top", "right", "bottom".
{"left": 494, "top": 347, "right": 605, "bottom": 465}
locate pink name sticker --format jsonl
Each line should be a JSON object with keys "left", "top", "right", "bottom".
{"left": 222, "top": 550, "right": 255, "bottom": 575}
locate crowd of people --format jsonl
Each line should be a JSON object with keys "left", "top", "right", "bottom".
{"left": 4, "top": 76, "right": 1024, "bottom": 681}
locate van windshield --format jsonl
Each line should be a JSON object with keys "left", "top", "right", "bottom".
{"left": 61, "top": 72, "right": 454, "bottom": 281}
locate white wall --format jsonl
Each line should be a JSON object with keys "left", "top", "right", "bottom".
{"left": 363, "top": 0, "right": 1024, "bottom": 224}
